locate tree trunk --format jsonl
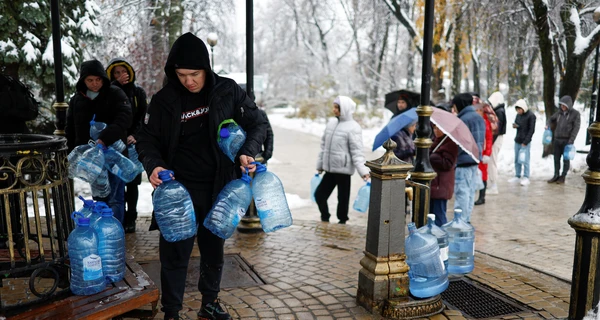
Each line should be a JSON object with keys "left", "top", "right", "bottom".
{"left": 451, "top": 15, "right": 462, "bottom": 96}
{"left": 373, "top": 16, "right": 391, "bottom": 103}
{"left": 560, "top": 54, "right": 587, "bottom": 101}
{"left": 167, "top": 0, "right": 183, "bottom": 48}
{"left": 532, "top": 0, "right": 557, "bottom": 117}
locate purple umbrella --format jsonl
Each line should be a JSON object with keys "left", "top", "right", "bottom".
{"left": 430, "top": 108, "right": 480, "bottom": 163}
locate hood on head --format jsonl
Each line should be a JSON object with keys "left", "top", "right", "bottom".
{"left": 106, "top": 57, "right": 136, "bottom": 83}
{"left": 164, "top": 32, "right": 213, "bottom": 92}
{"left": 559, "top": 95, "right": 573, "bottom": 110}
{"left": 76, "top": 59, "right": 110, "bottom": 92}
{"left": 335, "top": 95, "right": 356, "bottom": 121}
{"left": 514, "top": 99, "right": 528, "bottom": 113}
{"left": 452, "top": 93, "right": 474, "bottom": 113}
{"left": 487, "top": 91, "right": 505, "bottom": 108}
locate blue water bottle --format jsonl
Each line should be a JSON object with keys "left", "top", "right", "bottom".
{"left": 103, "top": 145, "right": 138, "bottom": 183}
{"left": 217, "top": 119, "right": 246, "bottom": 162}
{"left": 91, "top": 169, "right": 111, "bottom": 198}
{"left": 68, "top": 212, "right": 105, "bottom": 295}
{"left": 418, "top": 214, "right": 449, "bottom": 270}
{"left": 89, "top": 114, "right": 107, "bottom": 141}
{"left": 92, "top": 207, "right": 125, "bottom": 283}
{"left": 442, "top": 209, "right": 475, "bottom": 274}
{"left": 564, "top": 144, "right": 575, "bottom": 161}
{"left": 542, "top": 129, "right": 552, "bottom": 145}
{"left": 251, "top": 162, "right": 292, "bottom": 232}
{"left": 153, "top": 170, "right": 197, "bottom": 242}
{"left": 352, "top": 181, "right": 371, "bottom": 213}
{"left": 77, "top": 196, "right": 95, "bottom": 218}
{"left": 68, "top": 144, "right": 92, "bottom": 179}
{"left": 405, "top": 222, "right": 449, "bottom": 298}
{"left": 75, "top": 143, "right": 105, "bottom": 183}
{"left": 204, "top": 169, "right": 253, "bottom": 239}
{"left": 127, "top": 144, "right": 145, "bottom": 175}
{"left": 310, "top": 173, "right": 321, "bottom": 202}
{"left": 110, "top": 139, "right": 126, "bottom": 153}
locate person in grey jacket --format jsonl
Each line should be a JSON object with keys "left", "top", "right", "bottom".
{"left": 547, "top": 95, "right": 580, "bottom": 184}
{"left": 315, "top": 95, "right": 370, "bottom": 224}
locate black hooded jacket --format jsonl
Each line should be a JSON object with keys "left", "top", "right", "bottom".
{"left": 66, "top": 59, "right": 132, "bottom": 151}
{"left": 106, "top": 58, "right": 148, "bottom": 139}
{"left": 137, "top": 32, "right": 268, "bottom": 199}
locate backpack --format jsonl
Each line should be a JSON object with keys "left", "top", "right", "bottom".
{"left": 0, "top": 74, "right": 40, "bottom": 121}
{"left": 483, "top": 104, "right": 499, "bottom": 137}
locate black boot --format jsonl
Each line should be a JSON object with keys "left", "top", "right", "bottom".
{"left": 547, "top": 175, "right": 559, "bottom": 183}
{"left": 475, "top": 181, "right": 486, "bottom": 205}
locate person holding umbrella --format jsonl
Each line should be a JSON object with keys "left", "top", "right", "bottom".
{"left": 429, "top": 121, "right": 459, "bottom": 226}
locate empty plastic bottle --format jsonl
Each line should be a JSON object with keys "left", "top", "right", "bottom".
{"left": 91, "top": 207, "right": 125, "bottom": 284}
{"left": 103, "top": 145, "right": 138, "bottom": 183}
{"left": 405, "top": 222, "right": 449, "bottom": 298}
{"left": 310, "top": 173, "right": 321, "bottom": 203}
{"left": 127, "top": 144, "right": 145, "bottom": 175}
{"left": 91, "top": 169, "right": 111, "bottom": 198}
{"left": 68, "top": 144, "right": 92, "bottom": 179}
{"left": 153, "top": 170, "right": 197, "bottom": 242}
{"left": 77, "top": 196, "right": 95, "bottom": 218}
{"left": 89, "top": 114, "right": 107, "bottom": 141}
{"left": 564, "top": 144, "right": 576, "bottom": 161}
{"left": 204, "top": 170, "right": 253, "bottom": 239}
{"left": 352, "top": 181, "right": 371, "bottom": 213}
{"left": 68, "top": 212, "right": 105, "bottom": 295}
{"left": 418, "top": 214, "right": 449, "bottom": 270}
{"left": 74, "top": 143, "right": 105, "bottom": 183}
{"left": 217, "top": 119, "right": 246, "bottom": 162}
{"left": 110, "top": 139, "right": 126, "bottom": 153}
{"left": 542, "top": 129, "right": 552, "bottom": 145}
{"left": 442, "top": 209, "right": 475, "bottom": 275}
{"left": 251, "top": 162, "right": 292, "bottom": 233}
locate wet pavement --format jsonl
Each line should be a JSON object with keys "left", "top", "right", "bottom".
{"left": 122, "top": 126, "right": 585, "bottom": 319}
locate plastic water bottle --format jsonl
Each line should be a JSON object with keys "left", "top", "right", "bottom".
{"left": 310, "top": 173, "right": 321, "bottom": 202}
{"left": 405, "top": 222, "right": 449, "bottom": 298}
{"left": 442, "top": 209, "right": 475, "bottom": 275}
{"left": 204, "top": 170, "right": 253, "bottom": 239}
{"left": 418, "top": 214, "right": 449, "bottom": 270}
{"left": 153, "top": 170, "right": 197, "bottom": 242}
{"left": 91, "top": 169, "right": 111, "bottom": 198}
{"left": 89, "top": 201, "right": 110, "bottom": 226}
{"left": 68, "top": 212, "right": 105, "bottom": 295}
{"left": 75, "top": 143, "right": 105, "bottom": 183}
{"left": 91, "top": 207, "right": 125, "bottom": 283}
{"left": 110, "top": 139, "right": 126, "bottom": 153}
{"left": 353, "top": 181, "right": 371, "bottom": 213}
{"left": 103, "top": 146, "right": 138, "bottom": 183}
{"left": 564, "top": 144, "right": 576, "bottom": 161}
{"left": 517, "top": 148, "right": 526, "bottom": 164}
{"left": 542, "top": 129, "right": 552, "bottom": 145}
{"left": 68, "top": 144, "right": 92, "bottom": 179}
{"left": 89, "top": 114, "right": 107, "bottom": 141}
{"left": 127, "top": 144, "right": 145, "bottom": 175}
{"left": 217, "top": 120, "right": 246, "bottom": 162}
{"left": 251, "top": 162, "right": 292, "bottom": 232}
{"left": 77, "top": 196, "right": 95, "bottom": 218}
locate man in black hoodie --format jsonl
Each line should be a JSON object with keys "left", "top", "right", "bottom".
{"left": 66, "top": 59, "right": 132, "bottom": 223}
{"left": 136, "top": 33, "right": 267, "bottom": 320}
{"left": 546, "top": 95, "right": 580, "bottom": 184}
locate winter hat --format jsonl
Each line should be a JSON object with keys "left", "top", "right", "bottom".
{"left": 487, "top": 91, "right": 505, "bottom": 108}
{"left": 559, "top": 95, "right": 573, "bottom": 110}
{"left": 452, "top": 93, "right": 474, "bottom": 113}
{"left": 514, "top": 99, "right": 528, "bottom": 113}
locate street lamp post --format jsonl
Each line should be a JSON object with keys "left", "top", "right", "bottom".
{"left": 207, "top": 32, "right": 218, "bottom": 70}
{"left": 50, "top": 0, "right": 67, "bottom": 136}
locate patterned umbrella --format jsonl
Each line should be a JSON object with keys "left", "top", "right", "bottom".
{"left": 430, "top": 108, "right": 480, "bottom": 163}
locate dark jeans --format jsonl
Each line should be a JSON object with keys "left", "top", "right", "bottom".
{"left": 431, "top": 199, "right": 447, "bottom": 227}
{"left": 314, "top": 172, "right": 351, "bottom": 222}
{"left": 93, "top": 172, "right": 125, "bottom": 224}
{"left": 160, "top": 187, "right": 225, "bottom": 316}
{"left": 553, "top": 139, "right": 570, "bottom": 177}
{"left": 124, "top": 174, "right": 142, "bottom": 227}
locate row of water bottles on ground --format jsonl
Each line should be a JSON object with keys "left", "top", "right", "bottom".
{"left": 310, "top": 173, "right": 371, "bottom": 213}
{"left": 67, "top": 115, "right": 145, "bottom": 196}
{"left": 68, "top": 197, "right": 126, "bottom": 295}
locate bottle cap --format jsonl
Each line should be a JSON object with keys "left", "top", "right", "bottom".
{"left": 366, "top": 181, "right": 371, "bottom": 186}
{"left": 252, "top": 161, "right": 267, "bottom": 173}
{"left": 220, "top": 128, "right": 230, "bottom": 138}
{"left": 89, "top": 114, "right": 96, "bottom": 126}
{"left": 78, "top": 217, "right": 91, "bottom": 226}
{"left": 78, "top": 196, "right": 94, "bottom": 208}
{"left": 100, "top": 207, "right": 114, "bottom": 217}
{"left": 93, "top": 201, "right": 109, "bottom": 213}
{"left": 158, "top": 170, "right": 174, "bottom": 182}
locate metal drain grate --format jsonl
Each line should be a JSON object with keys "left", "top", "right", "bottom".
{"left": 441, "top": 278, "right": 530, "bottom": 319}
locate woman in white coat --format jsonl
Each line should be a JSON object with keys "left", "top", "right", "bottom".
{"left": 315, "top": 96, "right": 370, "bottom": 224}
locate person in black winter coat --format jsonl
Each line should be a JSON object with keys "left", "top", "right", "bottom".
{"left": 546, "top": 95, "right": 580, "bottom": 184}
{"left": 106, "top": 58, "right": 148, "bottom": 233}
{"left": 66, "top": 59, "right": 132, "bottom": 224}
{"left": 136, "top": 32, "right": 267, "bottom": 320}
{"left": 508, "top": 99, "right": 536, "bottom": 186}
{"left": 257, "top": 108, "right": 273, "bottom": 163}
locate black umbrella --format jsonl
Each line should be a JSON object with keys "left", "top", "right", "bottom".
{"left": 384, "top": 89, "right": 421, "bottom": 116}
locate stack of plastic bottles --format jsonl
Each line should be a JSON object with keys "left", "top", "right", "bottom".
{"left": 442, "top": 209, "right": 475, "bottom": 275}
{"left": 352, "top": 181, "right": 371, "bottom": 213}
{"left": 217, "top": 120, "right": 246, "bottom": 162}
{"left": 252, "top": 162, "right": 292, "bottom": 233}
{"left": 153, "top": 170, "right": 197, "bottom": 242}
{"left": 310, "top": 173, "right": 321, "bottom": 203}
{"left": 204, "top": 169, "right": 253, "bottom": 239}
{"left": 418, "top": 214, "right": 449, "bottom": 270}
{"left": 91, "top": 206, "right": 125, "bottom": 283}
{"left": 68, "top": 212, "right": 106, "bottom": 295}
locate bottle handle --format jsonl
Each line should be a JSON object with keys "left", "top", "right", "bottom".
{"left": 71, "top": 211, "right": 85, "bottom": 226}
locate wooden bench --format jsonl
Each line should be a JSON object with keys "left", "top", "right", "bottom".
{"left": 7, "top": 256, "right": 159, "bottom": 320}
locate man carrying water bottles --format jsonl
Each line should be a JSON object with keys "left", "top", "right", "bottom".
{"left": 136, "top": 32, "right": 268, "bottom": 320}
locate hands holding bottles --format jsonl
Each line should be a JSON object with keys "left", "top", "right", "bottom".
{"left": 150, "top": 166, "right": 170, "bottom": 189}
{"left": 240, "top": 155, "right": 257, "bottom": 173}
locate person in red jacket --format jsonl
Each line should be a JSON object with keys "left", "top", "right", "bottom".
{"left": 430, "top": 123, "right": 459, "bottom": 226}
{"left": 475, "top": 104, "right": 493, "bottom": 205}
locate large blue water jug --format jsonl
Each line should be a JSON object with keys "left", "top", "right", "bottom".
{"left": 103, "top": 145, "right": 138, "bottom": 183}
{"left": 217, "top": 119, "right": 246, "bottom": 162}
{"left": 310, "top": 173, "right": 321, "bottom": 202}
{"left": 127, "top": 144, "right": 145, "bottom": 175}
{"left": 353, "top": 181, "right": 371, "bottom": 213}
{"left": 442, "top": 209, "right": 475, "bottom": 274}
{"left": 418, "top": 214, "right": 449, "bottom": 270}
{"left": 564, "top": 144, "right": 576, "bottom": 161}
{"left": 251, "top": 162, "right": 292, "bottom": 232}
{"left": 92, "top": 207, "right": 125, "bottom": 283}
{"left": 542, "top": 129, "right": 552, "bottom": 145}
{"left": 89, "top": 115, "right": 107, "bottom": 141}
{"left": 68, "top": 144, "right": 92, "bottom": 179}
{"left": 153, "top": 170, "right": 197, "bottom": 242}
{"left": 75, "top": 144, "right": 105, "bottom": 183}
{"left": 405, "top": 222, "right": 449, "bottom": 298}
{"left": 204, "top": 170, "right": 253, "bottom": 239}
{"left": 77, "top": 196, "right": 95, "bottom": 218}
{"left": 68, "top": 212, "right": 106, "bottom": 295}
{"left": 91, "top": 169, "right": 111, "bottom": 198}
